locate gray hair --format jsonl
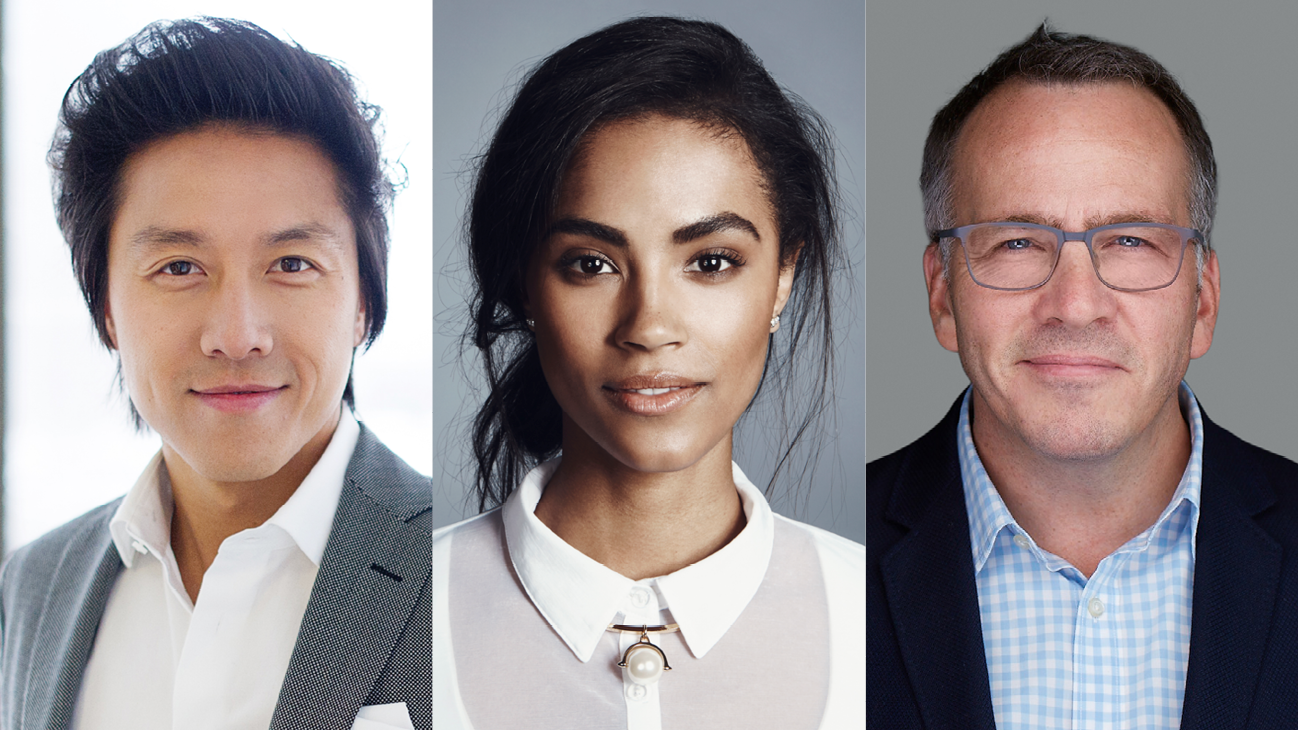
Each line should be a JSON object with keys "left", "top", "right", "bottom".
{"left": 921, "top": 23, "right": 1217, "bottom": 276}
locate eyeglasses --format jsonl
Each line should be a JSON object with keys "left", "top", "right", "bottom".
{"left": 934, "top": 222, "right": 1204, "bottom": 292}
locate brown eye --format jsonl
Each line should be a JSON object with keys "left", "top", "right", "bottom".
{"left": 276, "top": 257, "right": 312, "bottom": 273}
{"left": 687, "top": 254, "right": 735, "bottom": 273}
{"left": 580, "top": 257, "right": 608, "bottom": 274}
{"left": 164, "top": 261, "right": 195, "bottom": 276}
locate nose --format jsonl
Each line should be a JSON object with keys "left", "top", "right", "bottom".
{"left": 1033, "top": 240, "right": 1117, "bottom": 327}
{"left": 614, "top": 269, "right": 686, "bottom": 352}
{"left": 200, "top": 278, "right": 273, "bottom": 360}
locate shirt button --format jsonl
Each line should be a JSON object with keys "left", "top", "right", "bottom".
{"left": 1012, "top": 534, "right": 1030, "bottom": 549}
{"left": 131, "top": 540, "right": 148, "bottom": 555}
{"left": 626, "top": 683, "right": 648, "bottom": 701}
{"left": 1088, "top": 597, "right": 1105, "bottom": 618}
{"left": 629, "top": 586, "right": 651, "bottom": 608}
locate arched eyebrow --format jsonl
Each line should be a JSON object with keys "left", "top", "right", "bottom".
{"left": 546, "top": 211, "right": 760, "bottom": 247}
{"left": 672, "top": 212, "right": 760, "bottom": 244}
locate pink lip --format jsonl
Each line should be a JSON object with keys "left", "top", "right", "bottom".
{"left": 191, "top": 384, "right": 286, "bottom": 413}
{"left": 602, "top": 372, "right": 706, "bottom": 416}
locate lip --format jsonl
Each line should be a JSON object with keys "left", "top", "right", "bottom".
{"left": 191, "top": 384, "right": 287, "bottom": 414}
{"left": 603, "top": 372, "right": 706, "bottom": 416}
{"left": 1020, "top": 354, "right": 1124, "bottom": 378}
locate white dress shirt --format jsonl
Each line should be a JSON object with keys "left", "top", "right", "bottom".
{"left": 433, "top": 459, "right": 864, "bottom": 729}
{"left": 72, "top": 410, "right": 360, "bottom": 730}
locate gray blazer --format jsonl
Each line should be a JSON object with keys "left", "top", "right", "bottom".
{"left": 0, "top": 425, "right": 431, "bottom": 730}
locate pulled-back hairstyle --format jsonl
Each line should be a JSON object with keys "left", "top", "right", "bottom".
{"left": 466, "top": 16, "right": 842, "bottom": 510}
{"left": 921, "top": 22, "right": 1217, "bottom": 253}
{"left": 50, "top": 17, "right": 393, "bottom": 410}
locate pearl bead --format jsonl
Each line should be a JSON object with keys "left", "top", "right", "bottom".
{"left": 624, "top": 644, "right": 665, "bottom": 685}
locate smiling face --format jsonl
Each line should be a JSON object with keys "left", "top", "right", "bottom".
{"left": 527, "top": 115, "right": 795, "bottom": 474}
{"left": 924, "top": 81, "right": 1220, "bottom": 462}
{"left": 106, "top": 126, "right": 365, "bottom": 483}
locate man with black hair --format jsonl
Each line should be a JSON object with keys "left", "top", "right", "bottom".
{"left": 0, "top": 19, "right": 429, "bottom": 730}
{"left": 869, "top": 24, "right": 1298, "bottom": 729}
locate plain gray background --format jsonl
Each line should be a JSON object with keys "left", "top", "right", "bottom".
{"left": 867, "top": 0, "right": 1298, "bottom": 463}
{"left": 434, "top": 0, "right": 865, "bottom": 540}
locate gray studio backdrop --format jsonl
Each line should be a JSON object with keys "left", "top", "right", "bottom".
{"left": 867, "top": 0, "right": 1298, "bottom": 463}
{"left": 434, "top": 0, "right": 864, "bottom": 541}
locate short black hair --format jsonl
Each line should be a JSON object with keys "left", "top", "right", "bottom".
{"left": 50, "top": 17, "right": 393, "bottom": 412}
{"left": 465, "top": 16, "right": 842, "bottom": 510}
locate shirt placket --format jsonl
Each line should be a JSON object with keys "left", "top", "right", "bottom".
{"left": 618, "top": 581, "right": 669, "bottom": 730}
{"left": 1072, "top": 558, "right": 1124, "bottom": 730}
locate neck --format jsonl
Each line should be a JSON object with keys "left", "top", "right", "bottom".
{"left": 534, "top": 421, "right": 746, "bottom": 581}
{"left": 166, "top": 411, "right": 339, "bottom": 602}
{"left": 972, "top": 392, "right": 1191, "bottom": 578}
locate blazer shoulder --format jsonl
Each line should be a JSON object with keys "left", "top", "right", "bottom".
{"left": 868, "top": 394, "right": 964, "bottom": 534}
{"left": 2, "top": 498, "right": 120, "bottom": 593}
{"left": 347, "top": 424, "right": 432, "bottom": 531}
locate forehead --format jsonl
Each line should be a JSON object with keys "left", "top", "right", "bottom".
{"left": 559, "top": 115, "right": 770, "bottom": 215}
{"left": 111, "top": 126, "right": 353, "bottom": 254}
{"left": 951, "top": 81, "right": 1192, "bottom": 225}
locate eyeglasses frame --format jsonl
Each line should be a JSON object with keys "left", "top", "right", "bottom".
{"left": 933, "top": 221, "right": 1205, "bottom": 292}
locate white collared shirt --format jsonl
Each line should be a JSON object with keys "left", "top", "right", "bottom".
{"left": 72, "top": 410, "right": 361, "bottom": 730}
{"left": 433, "top": 459, "right": 864, "bottom": 730}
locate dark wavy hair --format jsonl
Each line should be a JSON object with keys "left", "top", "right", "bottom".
{"left": 49, "top": 17, "right": 393, "bottom": 415}
{"left": 465, "top": 16, "right": 842, "bottom": 511}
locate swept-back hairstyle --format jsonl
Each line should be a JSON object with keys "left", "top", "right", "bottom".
{"left": 921, "top": 22, "right": 1217, "bottom": 254}
{"left": 467, "top": 16, "right": 842, "bottom": 510}
{"left": 50, "top": 17, "right": 393, "bottom": 409}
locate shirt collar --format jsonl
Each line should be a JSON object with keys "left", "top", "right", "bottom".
{"left": 502, "top": 458, "right": 774, "bottom": 663}
{"left": 109, "top": 408, "right": 361, "bottom": 569}
{"left": 958, "top": 382, "right": 1205, "bottom": 573}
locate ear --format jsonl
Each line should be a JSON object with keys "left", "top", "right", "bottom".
{"left": 353, "top": 297, "right": 368, "bottom": 348}
{"left": 104, "top": 300, "right": 119, "bottom": 350}
{"left": 770, "top": 245, "right": 802, "bottom": 330}
{"left": 1190, "top": 248, "right": 1220, "bottom": 359}
{"left": 923, "top": 243, "right": 959, "bottom": 353}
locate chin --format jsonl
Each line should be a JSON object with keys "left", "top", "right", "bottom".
{"left": 1021, "top": 418, "right": 1128, "bottom": 462}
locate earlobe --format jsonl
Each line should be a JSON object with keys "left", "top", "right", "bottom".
{"left": 104, "top": 302, "right": 119, "bottom": 350}
{"left": 1190, "top": 250, "right": 1220, "bottom": 359}
{"left": 771, "top": 245, "right": 801, "bottom": 323}
{"left": 353, "top": 300, "right": 368, "bottom": 348}
{"left": 923, "top": 244, "right": 959, "bottom": 353}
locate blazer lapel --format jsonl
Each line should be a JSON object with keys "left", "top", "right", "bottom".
{"left": 878, "top": 396, "right": 997, "bottom": 730}
{"left": 1179, "top": 416, "right": 1281, "bottom": 730}
{"left": 270, "top": 427, "right": 431, "bottom": 730}
{"left": 23, "top": 511, "right": 122, "bottom": 730}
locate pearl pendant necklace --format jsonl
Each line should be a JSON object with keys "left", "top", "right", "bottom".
{"left": 608, "top": 623, "right": 679, "bottom": 686}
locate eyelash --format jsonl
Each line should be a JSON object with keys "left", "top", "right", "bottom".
{"left": 156, "top": 257, "right": 315, "bottom": 277}
{"left": 558, "top": 249, "right": 747, "bottom": 278}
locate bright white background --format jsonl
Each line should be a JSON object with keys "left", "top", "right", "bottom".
{"left": 3, "top": 1, "right": 431, "bottom": 552}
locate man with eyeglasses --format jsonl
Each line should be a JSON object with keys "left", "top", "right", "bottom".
{"left": 869, "top": 24, "right": 1298, "bottom": 729}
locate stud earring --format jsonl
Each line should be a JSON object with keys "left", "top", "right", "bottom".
{"left": 770, "top": 314, "right": 780, "bottom": 332}
{"left": 525, "top": 318, "right": 535, "bottom": 330}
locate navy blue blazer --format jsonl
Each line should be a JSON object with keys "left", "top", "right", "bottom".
{"left": 868, "top": 394, "right": 1298, "bottom": 729}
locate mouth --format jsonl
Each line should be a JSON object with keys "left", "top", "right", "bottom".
{"left": 603, "top": 373, "right": 706, "bottom": 416}
{"left": 1020, "top": 354, "right": 1124, "bottom": 378}
{"left": 191, "top": 384, "right": 287, "bottom": 413}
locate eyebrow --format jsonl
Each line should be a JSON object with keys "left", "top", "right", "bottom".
{"left": 547, "top": 211, "right": 761, "bottom": 247}
{"left": 998, "top": 212, "right": 1173, "bottom": 230}
{"left": 128, "top": 223, "right": 347, "bottom": 251}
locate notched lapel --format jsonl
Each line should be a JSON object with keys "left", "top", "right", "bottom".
{"left": 271, "top": 428, "right": 431, "bottom": 730}
{"left": 1180, "top": 421, "right": 1281, "bottom": 730}
{"left": 878, "top": 396, "right": 997, "bottom": 730}
{"left": 22, "top": 509, "right": 122, "bottom": 730}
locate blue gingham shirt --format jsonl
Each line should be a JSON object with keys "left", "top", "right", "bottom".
{"left": 959, "top": 383, "right": 1203, "bottom": 730}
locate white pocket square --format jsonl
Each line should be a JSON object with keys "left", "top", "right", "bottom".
{"left": 350, "top": 702, "right": 415, "bottom": 730}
